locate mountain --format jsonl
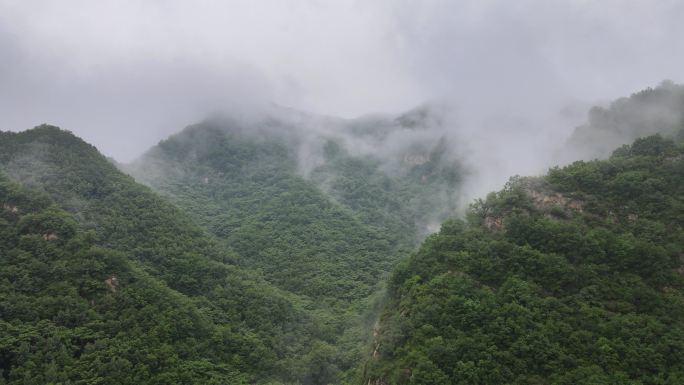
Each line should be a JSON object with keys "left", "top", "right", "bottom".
{"left": 127, "top": 106, "right": 463, "bottom": 296}
{"left": 124, "top": 106, "right": 465, "bottom": 382}
{"left": 0, "top": 173, "right": 253, "bottom": 384}
{"left": 561, "top": 80, "right": 684, "bottom": 161}
{"left": 0, "top": 125, "right": 352, "bottom": 384}
{"left": 2, "top": 83, "right": 684, "bottom": 385}
{"left": 308, "top": 106, "right": 464, "bottom": 240}
{"left": 364, "top": 134, "right": 684, "bottom": 384}
{"left": 0, "top": 104, "right": 466, "bottom": 384}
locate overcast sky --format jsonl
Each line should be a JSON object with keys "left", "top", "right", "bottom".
{"left": 1, "top": 0, "right": 684, "bottom": 161}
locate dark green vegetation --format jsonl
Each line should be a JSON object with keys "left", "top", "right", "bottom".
{"left": 129, "top": 110, "right": 463, "bottom": 303}
{"left": 0, "top": 126, "right": 369, "bottom": 384}
{"left": 365, "top": 134, "right": 684, "bottom": 384}
{"left": 126, "top": 110, "right": 463, "bottom": 382}
{"left": 0, "top": 173, "right": 253, "bottom": 384}
{"left": 130, "top": 123, "right": 397, "bottom": 305}
{"left": 0, "top": 114, "right": 462, "bottom": 384}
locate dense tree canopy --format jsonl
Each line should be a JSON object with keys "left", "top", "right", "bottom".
{"left": 365, "top": 134, "right": 684, "bottom": 384}
{"left": 0, "top": 126, "right": 355, "bottom": 384}
{"left": 2, "top": 83, "right": 684, "bottom": 385}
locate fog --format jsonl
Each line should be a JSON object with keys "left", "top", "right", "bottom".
{"left": 2, "top": 0, "right": 684, "bottom": 198}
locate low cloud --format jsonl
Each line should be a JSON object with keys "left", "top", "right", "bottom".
{"left": 1, "top": 0, "right": 683, "bottom": 178}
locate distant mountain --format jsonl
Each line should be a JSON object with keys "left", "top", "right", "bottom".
{"left": 309, "top": 105, "right": 464, "bottom": 240}
{"left": 130, "top": 103, "right": 464, "bottom": 245}
{"left": 125, "top": 106, "right": 466, "bottom": 382}
{"left": 126, "top": 104, "right": 466, "bottom": 305}
{"left": 128, "top": 121, "right": 397, "bottom": 305}
{"left": 561, "top": 80, "right": 684, "bottom": 161}
{"left": 365, "top": 134, "right": 684, "bottom": 384}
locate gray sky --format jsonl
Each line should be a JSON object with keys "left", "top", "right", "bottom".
{"left": 1, "top": 0, "right": 684, "bottom": 161}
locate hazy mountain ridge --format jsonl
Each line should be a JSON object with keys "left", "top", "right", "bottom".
{"left": 131, "top": 103, "right": 466, "bottom": 235}
{"left": 560, "top": 80, "right": 684, "bottom": 162}
{"left": 122, "top": 105, "right": 467, "bottom": 382}
{"left": 128, "top": 120, "right": 397, "bottom": 301}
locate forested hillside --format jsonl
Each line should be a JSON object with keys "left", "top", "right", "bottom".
{"left": 0, "top": 173, "right": 254, "bottom": 384}
{"left": 0, "top": 106, "right": 466, "bottom": 384}
{"left": 365, "top": 134, "right": 684, "bottom": 384}
{"left": 0, "top": 126, "right": 356, "bottom": 384}
{"left": 123, "top": 110, "right": 462, "bottom": 382}
{"left": 2, "top": 0, "right": 683, "bottom": 382}
{"left": 129, "top": 122, "right": 399, "bottom": 306}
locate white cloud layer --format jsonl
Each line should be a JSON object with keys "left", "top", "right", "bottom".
{"left": 1, "top": 0, "right": 683, "bottom": 161}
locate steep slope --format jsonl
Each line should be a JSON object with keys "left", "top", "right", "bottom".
{"left": 0, "top": 125, "right": 344, "bottom": 384}
{"left": 129, "top": 122, "right": 397, "bottom": 306}
{"left": 0, "top": 173, "right": 253, "bottom": 384}
{"left": 128, "top": 106, "right": 464, "bottom": 304}
{"left": 365, "top": 134, "right": 684, "bottom": 384}
{"left": 126, "top": 108, "right": 465, "bottom": 383}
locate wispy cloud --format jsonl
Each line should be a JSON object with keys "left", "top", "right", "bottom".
{"left": 1, "top": 0, "right": 683, "bottom": 162}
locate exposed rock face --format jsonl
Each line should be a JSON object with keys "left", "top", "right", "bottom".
{"left": 528, "top": 189, "right": 584, "bottom": 212}
{"left": 104, "top": 276, "right": 119, "bottom": 292}
{"left": 484, "top": 215, "right": 504, "bottom": 230}
{"left": 372, "top": 321, "right": 381, "bottom": 359}
{"left": 480, "top": 178, "right": 587, "bottom": 232}
{"left": 2, "top": 203, "right": 18, "bottom": 213}
{"left": 42, "top": 232, "right": 58, "bottom": 241}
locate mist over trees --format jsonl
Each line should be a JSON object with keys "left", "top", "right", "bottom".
{"left": 560, "top": 81, "right": 684, "bottom": 162}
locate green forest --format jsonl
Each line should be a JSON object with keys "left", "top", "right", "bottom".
{"left": 0, "top": 126, "right": 357, "bottom": 384}
{"left": 1, "top": 83, "right": 683, "bottom": 385}
{"left": 365, "top": 134, "right": 684, "bottom": 384}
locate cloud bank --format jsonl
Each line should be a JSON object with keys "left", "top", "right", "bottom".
{"left": 1, "top": 0, "right": 684, "bottom": 163}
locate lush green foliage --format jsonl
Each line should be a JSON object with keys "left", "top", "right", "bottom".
{"left": 366, "top": 135, "right": 684, "bottom": 384}
{"left": 0, "top": 126, "right": 353, "bottom": 384}
{"left": 0, "top": 174, "right": 254, "bottom": 384}
{"left": 127, "top": 116, "right": 465, "bottom": 382}
{"left": 128, "top": 123, "right": 423, "bottom": 382}
{"left": 131, "top": 124, "right": 397, "bottom": 305}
